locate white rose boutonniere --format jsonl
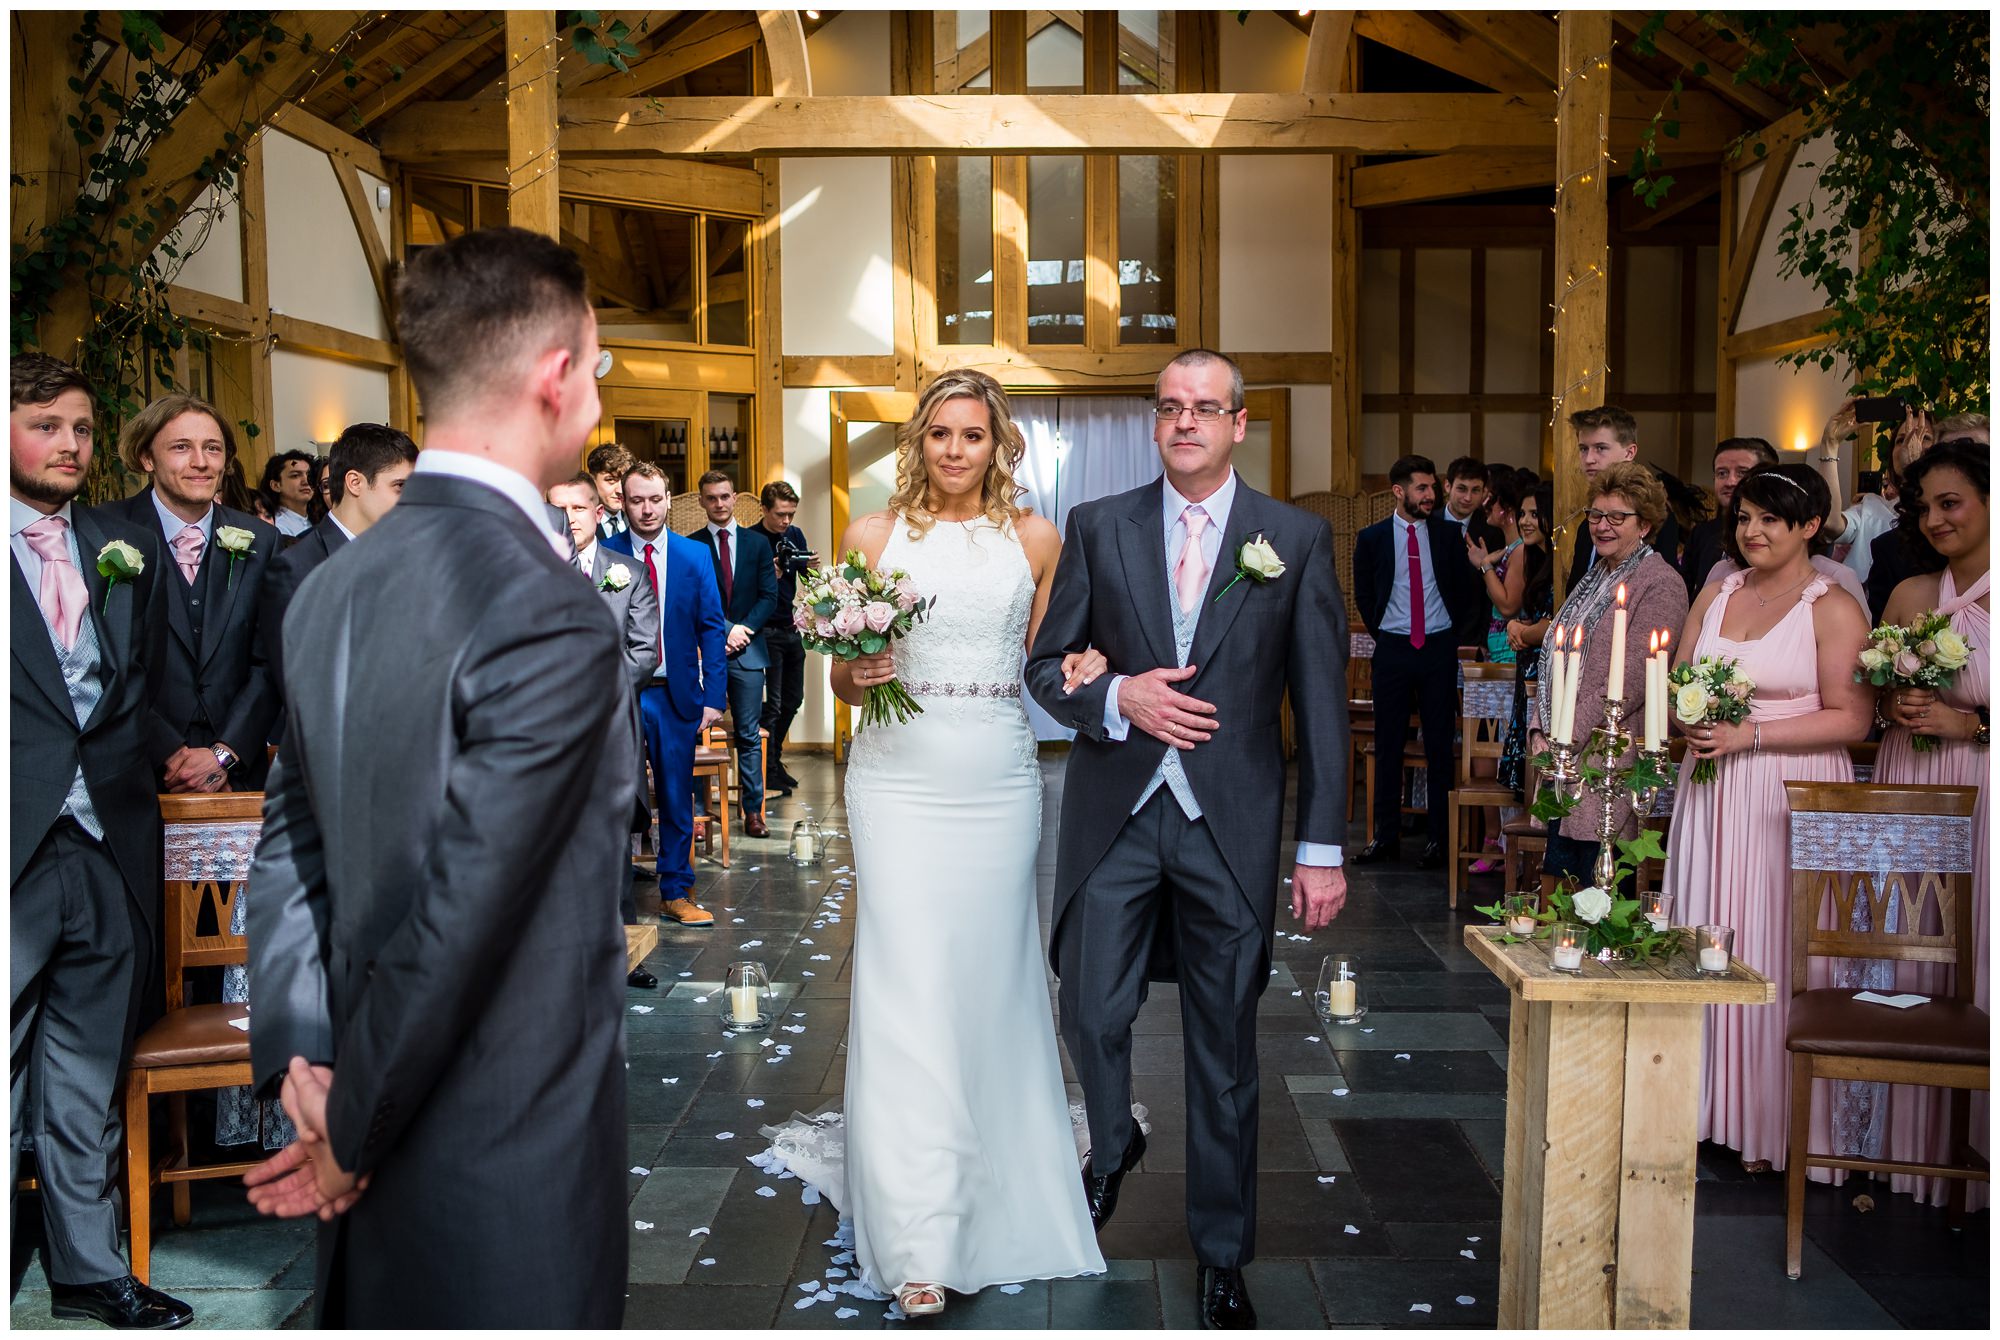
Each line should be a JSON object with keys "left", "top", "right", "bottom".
{"left": 600, "top": 563, "right": 633, "bottom": 593}
{"left": 215, "top": 525, "right": 256, "bottom": 588}
{"left": 1570, "top": 885, "right": 1614, "bottom": 925}
{"left": 1216, "top": 533, "right": 1285, "bottom": 602}
{"left": 96, "top": 539, "right": 145, "bottom": 615}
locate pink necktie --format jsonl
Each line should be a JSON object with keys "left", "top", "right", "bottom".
{"left": 173, "top": 523, "right": 204, "bottom": 584}
{"left": 1175, "top": 506, "right": 1211, "bottom": 614}
{"left": 1406, "top": 521, "right": 1426, "bottom": 650}
{"left": 23, "top": 516, "right": 86, "bottom": 651}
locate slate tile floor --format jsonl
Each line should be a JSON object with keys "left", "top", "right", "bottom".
{"left": 10, "top": 755, "right": 1986, "bottom": 1329}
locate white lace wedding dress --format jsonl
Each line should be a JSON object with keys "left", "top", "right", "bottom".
{"left": 760, "top": 514, "right": 1106, "bottom": 1297}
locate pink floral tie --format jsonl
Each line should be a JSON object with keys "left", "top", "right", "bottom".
{"left": 23, "top": 515, "right": 86, "bottom": 651}
{"left": 1175, "top": 506, "right": 1211, "bottom": 615}
{"left": 172, "top": 523, "right": 204, "bottom": 584}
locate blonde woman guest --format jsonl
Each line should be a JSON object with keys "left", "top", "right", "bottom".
{"left": 759, "top": 371, "right": 1108, "bottom": 1317}
{"left": 1873, "top": 440, "right": 1989, "bottom": 1209}
{"left": 1668, "top": 464, "right": 1872, "bottom": 1175}
{"left": 1530, "top": 462, "right": 1689, "bottom": 891}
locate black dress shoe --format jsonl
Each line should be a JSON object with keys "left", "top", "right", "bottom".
{"left": 1415, "top": 842, "right": 1447, "bottom": 870}
{"left": 744, "top": 813, "right": 769, "bottom": 839}
{"left": 1081, "top": 1128, "right": 1146, "bottom": 1231}
{"left": 1350, "top": 837, "right": 1400, "bottom": 865}
{"left": 49, "top": 1277, "right": 193, "bottom": 1330}
{"left": 1197, "top": 1265, "right": 1257, "bottom": 1329}
{"left": 771, "top": 765, "right": 800, "bottom": 790}
{"left": 627, "top": 967, "right": 658, "bottom": 990}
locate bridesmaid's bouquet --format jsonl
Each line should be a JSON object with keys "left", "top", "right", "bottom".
{"left": 1669, "top": 655, "right": 1755, "bottom": 784}
{"left": 1855, "top": 612, "right": 1974, "bottom": 753}
{"left": 794, "top": 551, "right": 935, "bottom": 728}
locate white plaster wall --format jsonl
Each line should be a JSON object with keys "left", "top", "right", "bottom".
{"left": 1220, "top": 156, "right": 1333, "bottom": 352}
{"left": 1220, "top": 8, "right": 1307, "bottom": 92}
{"left": 1485, "top": 248, "right": 1540, "bottom": 393}
{"left": 1412, "top": 249, "right": 1472, "bottom": 394}
{"left": 778, "top": 159, "right": 895, "bottom": 357}
{"left": 268, "top": 349, "right": 389, "bottom": 455}
{"left": 809, "top": 7, "right": 889, "bottom": 94}
{"left": 1734, "top": 351, "right": 1852, "bottom": 461}
{"left": 261, "top": 130, "right": 388, "bottom": 341}
{"left": 1736, "top": 131, "right": 1852, "bottom": 332}
{"left": 1284, "top": 383, "right": 1333, "bottom": 494}
{"left": 156, "top": 184, "right": 243, "bottom": 302}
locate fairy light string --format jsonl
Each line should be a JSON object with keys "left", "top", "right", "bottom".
{"left": 1548, "top": 51, "right": 1615, "bottom": 428}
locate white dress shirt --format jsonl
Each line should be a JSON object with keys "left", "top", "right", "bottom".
{"left": 575, "top": 538, "right": 599, "bottom": 575}
{"left": 1380, "top": 511, "right": 1453, "bottom": 640}
{"left": 1835, "top": 492, "right": 1897, "bottom": 581}
{"left": 1100, "top": 471, "right": 1339, "bottom": 867}
{"left": 413, "top": 450, "right": 570, "bottom": 558}
{"left": 329, "top": 512, "right": 357, "bottom": 542}
{"left": 150, "top": 491, "right": 214, "bottom": 550}
{"left": 273, "top": 508, "right": 311, "bottom": 537}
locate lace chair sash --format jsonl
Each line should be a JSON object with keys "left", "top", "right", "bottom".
{"left": 164, "top": 820, "right": 263, "bottom": 884}
{"left": 1789, "top": 810, "right": 1974, "bottom": 874}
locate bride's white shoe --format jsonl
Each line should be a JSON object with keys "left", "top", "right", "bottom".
{"left": 896, "top": 1282, "right": 947, "bottom": 1316}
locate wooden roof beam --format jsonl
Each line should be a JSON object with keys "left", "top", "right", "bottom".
{"left": 356, "top": 16, "right": 501, "bottom": 128}
{"left": 1352, "top": 11, "right": 1546, "bottom": 97}
{"left": 562, "top": 9, "right": 762, "bottom": 99}
{"left": 1609, "top": 14, "right": 1789, "bottom": 124}
{"left": 1300, "top": 11, "right": 1356, "bottom": 94}
{"left": 380, "top": 90, "right": 1741, "bottom": 160}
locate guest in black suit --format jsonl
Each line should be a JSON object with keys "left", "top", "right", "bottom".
{"left": 102, "top": 394, "right": 280, "bottom": 793}
{"left": 257, "top": 423, "right": 417, "bottom": 700}
{"left": 757, "top": 479, "right": 812, "bottom": 796}
{"left": 587, "top": 441, "right": 633, "bottom": 542}
{"left": 1351, "top": 454, "right": 1484, "bottom": 867}
{"left": 1439, "top": 456, "right": 1505, "bottom": 646}
{"left": 1563, "top": 406, "right": 1682, "bottom": 588}
{"left": 10, "top": 354, "right": 193, "bottom": 1328}
{"left": 1681, "top": 437, "right": 1779, "bottom": 599}
{"left": 689, "top": 469, "right": 780, "bottom": 837}
{"left": 242, "top": 227, "right": 635, "bottom": 1327}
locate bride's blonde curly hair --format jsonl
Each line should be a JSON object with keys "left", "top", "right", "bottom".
{"left": 885, "top": 369, "right": 1027, "bottom": 538}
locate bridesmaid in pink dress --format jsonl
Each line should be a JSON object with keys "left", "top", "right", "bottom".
{"left": 1871, "top": 441, "right": 1989, "bottom": 1209}
{"left": 1667, "top": 464, "right": 1873, "bottom": 1173}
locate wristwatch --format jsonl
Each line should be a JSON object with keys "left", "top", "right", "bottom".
{"left": 1975, "top": 707, "right": 1990, "bottom": 748}
{"left": 210, "top": 744, "right": 239, "bottom": 772}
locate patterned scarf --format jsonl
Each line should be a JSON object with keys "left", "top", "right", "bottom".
{"left": 1536, "top": 541, "right": 1654, "bottom": 734}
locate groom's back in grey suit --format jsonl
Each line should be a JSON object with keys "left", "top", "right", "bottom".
{"left": 1026, "top": 360, "right": 1350, "bottom": 1279}
{"left": 246, "top": 230, "right": 637, "bottom": 1327}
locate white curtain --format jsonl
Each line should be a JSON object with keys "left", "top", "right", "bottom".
{"left": 1014, "top": 396, "right": 1164, "bottom": 740}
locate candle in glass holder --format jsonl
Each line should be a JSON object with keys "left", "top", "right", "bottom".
{"left": 1326, "top": 977, "right": 1356, "bottom": 1016}
{"left": 1551, "top": 923, "right": 1587, "bottom": 971}
{"left": 1641, "top": 890, "right": 1672, "bottom": 934}
{"left": 1552, "top": 943, "right": 1584, "bottom": 970}
{"left": 730, "top": 984, "right": 761, "bottom": 1024}
{"left": 1604, "top": 585, "right": 1629, "bottom": 701}
{"left": 1696, "top": 925, "right": 1734, "bottom": 975}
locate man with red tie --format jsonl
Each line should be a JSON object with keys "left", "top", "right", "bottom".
{"left": 603, "top": 462, "right": 726, "bottom": 925}
{"left": 1350, "top": 454, "right": 1483, "bottom": 868}
{"left": 687, "top": 470, "right": 780, "bottom": 838}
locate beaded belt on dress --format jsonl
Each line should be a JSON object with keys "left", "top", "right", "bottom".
{"left": 903, "top": 680, "right": 1020, "bottom": 699}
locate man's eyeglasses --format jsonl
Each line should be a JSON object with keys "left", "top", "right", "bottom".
{"left": 1154, "top": 402, "right": 1241, "bottom": 423}
{"left": 1585, "top": 507, "right": 1638, "bottom": 526}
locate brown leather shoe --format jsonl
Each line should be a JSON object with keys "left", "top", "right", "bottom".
{"left": 743, "top": 812, "right": 769, "bottom": 838}
{"left": 661, "top": 897, "right": 714, "bottom": 927}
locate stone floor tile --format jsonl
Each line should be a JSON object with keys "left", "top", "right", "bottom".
{"left": 1689, "top": 1216, "right": 1896, "bottom": 1329}
{"left": 1157, "top": 1258, "right": 1328, "bottom": 1329}
{"left": 1047, "top": 1278, "right": 1160, "bottom": 1329}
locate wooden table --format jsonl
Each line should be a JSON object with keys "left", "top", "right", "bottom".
{"left": 1462, "top": 925, "right": 1775, "bottom": 1329}
{"left": 625, "top": 924, "right": 658, "bottom": 975}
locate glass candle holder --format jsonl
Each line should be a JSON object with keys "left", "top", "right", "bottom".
{"left": 1696, "top": 925, "right": 1735, "bottom": 976}
{"left": 1501, "top": 894, "right": 1539, "bottom": 938}
{"left": 722, "top": 960, "right": 774, "bottom": 1030}
{"left": 789, "top": 818, "right": 825, "bottom": 866}
{"left": 1641, "top": 890, "right": 1674, "bottom": 935}
{"left": 1315, "top": 953, "right": 1367, "bottom": 1026}
{"left": 1550, "top": 923, "right": 1588, "bottom": 973}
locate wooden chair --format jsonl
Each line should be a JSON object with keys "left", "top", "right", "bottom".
{"left": 692, "top": 724, "right": 733, "bottom": 867}
{"left": 1345, "top": 628, "right": 1375, "bottom": 822}
{"left": 1361, "top": 646, "right": 1479, "bottom": 846}
{"left": 1445, "top": 663, "right": 1519, "bottom": 907}
{"left": 121, "top": 794, "right": 264, "bottom": 1284}
{"left": 1781, "top": 781, "right": 1988, "bottom": 1279}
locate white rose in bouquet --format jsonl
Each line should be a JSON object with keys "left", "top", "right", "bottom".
{"left": 1932, "top": 628, "right": 1971, "bottom": 671}
{"left": 1570, "top": 885, "right": 1613, "bottom": 925}
{"left": 1674, "top": 682, "right": 1710, "bottom": 725}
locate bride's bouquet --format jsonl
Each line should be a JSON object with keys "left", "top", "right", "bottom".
{"left": 1855, "top": 612, "right": 1974, "bottom": 753}
{"left": 1669, "top": 655, "right": 1755, "bottom": 784}
{"left": 794, "top": 551, "right": 935, "bottom": 728}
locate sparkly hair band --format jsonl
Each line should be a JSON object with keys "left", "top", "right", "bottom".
{"left": 1760, "top": 472, "right": 1809, "bottom": 495}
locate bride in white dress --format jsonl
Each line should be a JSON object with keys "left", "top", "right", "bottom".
{"left": 760, "top": 371, "right": 1109, "bottom": 1316}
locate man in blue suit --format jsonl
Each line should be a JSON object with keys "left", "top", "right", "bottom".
{"left": 687, "top": 469, "right": 779, "bottom": 838}
{"left": 605, "top": 461, "right": 727, "bottom": 926}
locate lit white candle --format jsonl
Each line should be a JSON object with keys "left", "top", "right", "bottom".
{"left": 1326, "top": 977, "right": 1357, "bottom": 1017}
{"left": 1656, "top": 630, "right": 1672, "bottom": 745}
{"left": 1545, "top": 625, "right": 1567, "bottom": 744}
{"left": 730, "top": 984, "right": 761, "bottom": 1024}
{"left": 1698, "top": 947, "right": 1729, "bottom": 973}
{"left": 1552, "top": 944, "right": 1585, "bottom": 970}
{"left": 1645, "top": 912, "right": 1669, "bottom": 933}
{"left": 1643, "top": 630, "right": 1662, "bottom": 751}
{"left": 1560, "top": 626, "right": 1585, "bottom": 743}
{"left": 792, "top": 829, "right": 816, "bottom": 863}
{"left": 1508, "top": 915, "right": 1538, "bottom": 936}
{"left": 1605, "top": 585, "right": 1629, "bottom": 701}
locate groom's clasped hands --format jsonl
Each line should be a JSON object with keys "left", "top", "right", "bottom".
{"left": 243, "top": 1056, "right": 370, "bottom": 1222}
{"left": 1115, "top": 664, "right": 1217, "bottom": 750}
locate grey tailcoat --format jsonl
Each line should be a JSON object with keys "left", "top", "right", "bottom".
{"left": 245, "top": 473, "right": 637, "bottom": 1327}
{"left": 1024, "top": 478, "right": 1351, "bottom": 984}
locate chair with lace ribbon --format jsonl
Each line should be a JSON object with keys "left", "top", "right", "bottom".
{"left": 1781, "top": 781, "right": 1987, "bottom": 1279}
{"left": 122, "top": 793, "right": 264, "bottom": 1283}
{"left": 1444, "top": 662, "right": 1518, "bottom": 907}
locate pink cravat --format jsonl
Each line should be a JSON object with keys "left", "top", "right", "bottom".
{"left": 1175, "top": 506, "right": 1211, "bottom": 614}
{"left": 172, "top": 523, "right": 204, "bottom": 584}
{"left": 23, "top": 515, "right": 86, "bottom": 651}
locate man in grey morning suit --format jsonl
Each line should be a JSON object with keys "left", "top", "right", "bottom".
{"left": 10, "top": 354, "right": 193, "bottom": 1328}
{"left": 1025, "top": 349, "right": 1351, "bottom": 1331}
{"left": 241, "top": 228, "right": 637, "bottom": 1327}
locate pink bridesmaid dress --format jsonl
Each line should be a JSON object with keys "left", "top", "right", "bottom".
{"left": 1874, "top": 568, "right": 1989, "bottom": 1209}
{"left": 1667, "top": 571, "right": 1856, "bottom": 1172}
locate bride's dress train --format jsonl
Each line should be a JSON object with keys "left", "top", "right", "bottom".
{"left": 758, "top": 515, "right": 1111, "bottom": 1299}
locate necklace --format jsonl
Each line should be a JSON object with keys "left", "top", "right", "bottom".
{"left": 1746, "top": 567, "right": 1812, "bottom": 608}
